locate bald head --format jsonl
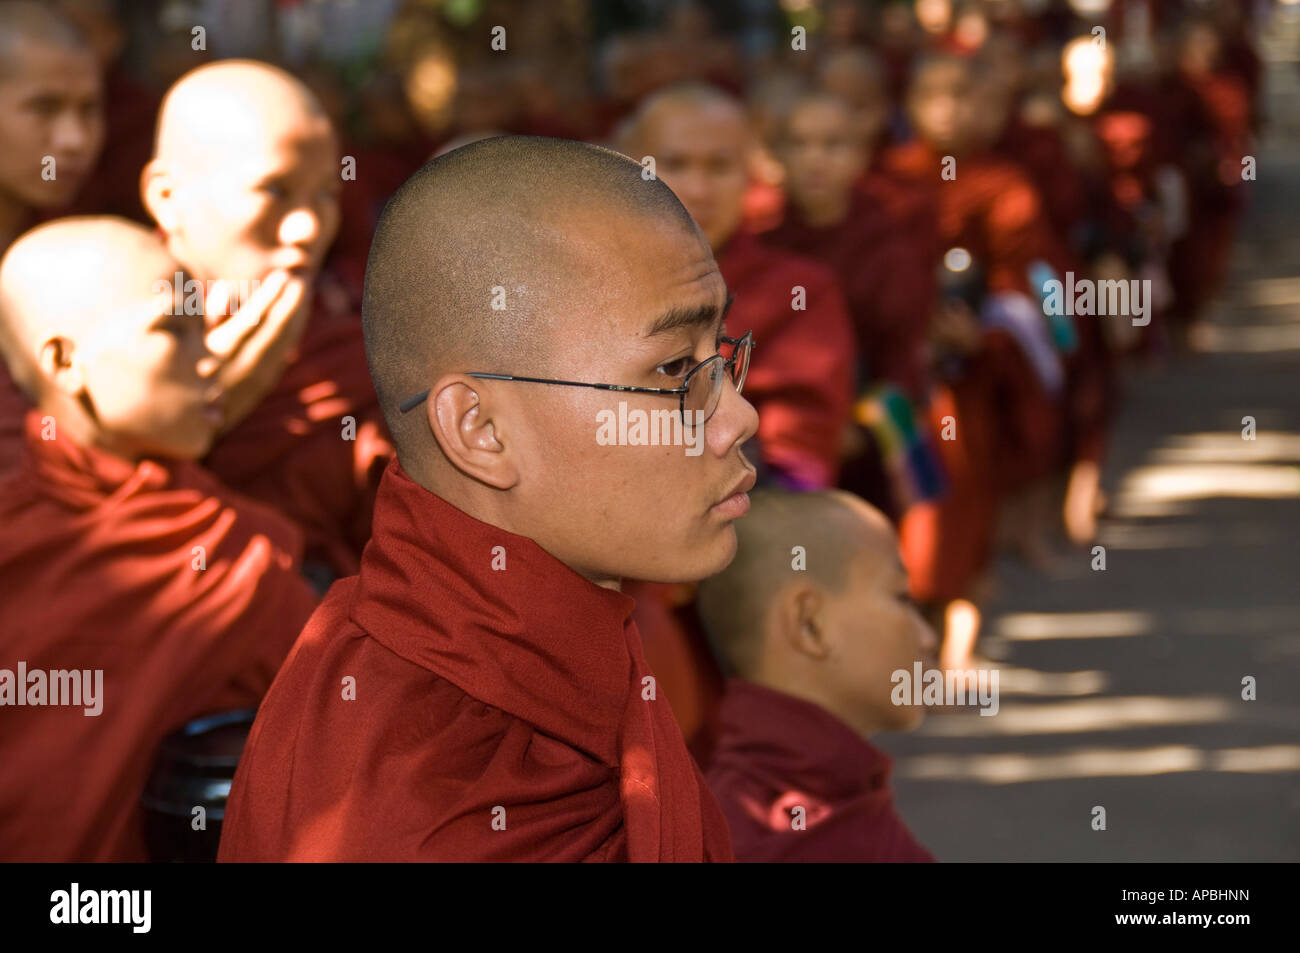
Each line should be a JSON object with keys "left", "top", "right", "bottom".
{"left": 0, "top": 217, "right": 171, "bottom": 373}
{"left": 362, "top": 135, "right": 700, "bottom": 467}
{"left": 818, "top": 47, "right": 885, "bottom": 108}
{"left": 152, "top": 60, "right": 326, "bottom": 168}
{"left": 0, "top": 215, "right": 224, "bottom": 461}
{"left": 143, "top": 60, "right": 339, "bottom": 297}
{"left": 615, "top": 82, "right": 751, "bottom": 252}
{"left": 0, "top": 2, "right": 102, "bottom": 217}
{"left": 697, "top": 489, "right": 896, "bottom": 679}
{"left": 617, "top": 81, "right": 748, "bottom": 155}
{"left": 0, "top": 1, "right": 88, "bottom": 79}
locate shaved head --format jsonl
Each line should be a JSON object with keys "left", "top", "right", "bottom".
{"left": 0, "top": 216, "right": 221, "bottom": 461}
{"left": 358, "top": 133, "right": 757, "bottom": 590}
{"left": 362, "top": 135, "right": 699, "bottom": 468}
{"left": 618, "top": 81, "right": 748, "bottom": 152}
{"left": 143, "top": 59, "right": 339, "bottom": 290}
{"left": 699, "top": 488, "right": 937, "bottom": 734}
{"left": 0, "top": 1, "right": 102, "bottom": 219}
{"left": 697, "top": 489, "right": 894, "bottom": 678}
{"left": 152, "top": 60, "right": 328, "bottom": 171}
{"left": 615, "top": 82, "right": 751, "bottom": 251}
{"left": 0, "top": 217, "right": 170, "bottom": 371}
{"left": 0, "top": 1, "right": 88, "bottom": 79}
{"left": 818, "top": 47, "right": 885, "bottom": 107}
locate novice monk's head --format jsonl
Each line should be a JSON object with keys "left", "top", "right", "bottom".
{"left": 697, "top": 490, "right": 939, "bottom": 735}
{"left": 363, "top": 136, "right": 759, "bottom": 588}
{"left": 775, "top": 90, "right": 867, "bottom": 226}
{"left": 142, "top": 60, "right": 340, "bottom": 288}
{"left": 906, "top": 55, "right": 974, "bottom": 155}
{"left": 616, "top": 83, "right": 751, "bottom": 253}
{"left": 817, "top": 47, "right": 888, "bottom": 148}
{"left": 0, "top": 217, "right": 222, "bottom": 461}
{"left": 0, "top": 2, "right": 104, "bottom": 215}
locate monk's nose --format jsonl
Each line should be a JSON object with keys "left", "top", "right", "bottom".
{"left": 279, "top": 208, "right": 321, "bottom": 248}
{"left": 916, "top": 616, "right": 940, "bottom": 660}
{"left": 51, "top": 110, "right": 93, "bottom": 154}
{"left": 708, "top": 379, "right": 758, "bottom": 456}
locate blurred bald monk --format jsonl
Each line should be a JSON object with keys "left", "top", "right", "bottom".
{"left": 219, "top": 137, "right": 753, "bottom": 862}
{"left": 765, "top": 89, "right": 935, "bottom": 402}
{"left": 817, "top": 48, "right": 894, "bottom": 170}
{"left": 0, "top": 2, "right": 104, "bottom": 474}
{"left": 0, "top": 218, "right": 317, "bottom": 860}
{"left": 698, "top": 490, "right": 937, "bottom": 862}
{"left": 619, "top": 82, "right": 855, "bottom": 492}
{"left": 143, "top": 60, "right": 391, "bottom": 581}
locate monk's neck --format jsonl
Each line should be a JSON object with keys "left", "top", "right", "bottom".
{"left": 46, "top": 399, "right": 148, "bottom": 466}
{"left": 424, "top": 470, "right": 624, "bottom": 593}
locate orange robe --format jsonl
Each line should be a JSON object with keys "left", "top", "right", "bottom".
{"left": 717, "top": 231, "right": 856, "bottom": 491}
{"left": 218, "top": 460, "right": 734, "bottom": 862}
{"left": 204, "top": 306, "right": 393, "bottom": 580}
{"left": 883, "top": 140, "right": 1066, "bottom": 491}
{"left": 0, "top": 411, "right": 318, "bottom": 861}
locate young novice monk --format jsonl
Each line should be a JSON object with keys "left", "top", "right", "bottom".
{"left": 143, "top": 60, "right": 390, "bottom": 580}
{"left": 0, "top": 217, "right": 318, "bottom": 861}
{"left": 698, "top": 489, "right": 938, "bottom": 862}
{"left": 218, "top": 136, "right": 756, "bottom": 862}
{"left": 0, "top": 2, "right": 105, "bottom": 474}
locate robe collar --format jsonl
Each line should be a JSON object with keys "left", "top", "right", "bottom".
{"left": 714, "top": 678, "right": 894, "bottom": 803}
{"left": 19, "top": 408, "right": 177, "bottom": 510}
{"left": 350, "top": 459, "right": 638, "bottom": 767}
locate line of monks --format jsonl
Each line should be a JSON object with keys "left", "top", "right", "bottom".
{"left": 0, "top": 0, "right": 1259, "bottom": 861}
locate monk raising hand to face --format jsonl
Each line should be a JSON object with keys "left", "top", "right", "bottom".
{"left": 141, "top": 61, "right": 338, "bottom": 432}
{"left": 143, "top": 61, "right": 391, "bottom": 580}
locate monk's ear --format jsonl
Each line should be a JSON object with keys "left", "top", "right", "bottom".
{"left": 141, "top": 159, "right": 180, "bottom": 234}
{"left": 426, "top": 375, "right": 519, "bottom": 490}
{"left": 38, "top": 336, "right": 85, "bottom": 399}
{"left": 779, "top": 584, "right": 831, "bottom": 662}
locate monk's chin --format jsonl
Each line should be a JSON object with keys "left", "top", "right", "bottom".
{"left": 695, "top": 523, "right": 740, "bottom": 579}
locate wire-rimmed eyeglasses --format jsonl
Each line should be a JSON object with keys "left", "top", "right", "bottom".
{"left": 398, "top": 330, "right": 754, "bottom": 427}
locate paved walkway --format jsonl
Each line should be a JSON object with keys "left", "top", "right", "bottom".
{"left": 881, "top": 15, "right": 1300, "bottom": 861}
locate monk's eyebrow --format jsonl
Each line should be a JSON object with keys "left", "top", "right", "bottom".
{"left": 643, "top": 292, "right": 734, "bottom": 339}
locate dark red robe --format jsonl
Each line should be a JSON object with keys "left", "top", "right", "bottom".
{"left": 705, "top": 679, "right": 935, "bottom": 862}
{"left": 218, "top": 459, "right": 734, "bottom": 862}
{"left": 717, "top": 231, "right": 856, "bottom": 491}
{"left": 203, "top": 305, "right": 393, "bottom": 579}
{"left": 0, "top": 410, "right": 318, "bottom": 861}
{"left": 0, "top": 361, "right": 27, "bottom": 477}
{"left": 760, "top": 173, "right": 936, "bottom": 401}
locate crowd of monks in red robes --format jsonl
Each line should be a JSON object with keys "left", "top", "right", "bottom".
{"left": 0, "top": 0, "right": 1261, "bottom": 862}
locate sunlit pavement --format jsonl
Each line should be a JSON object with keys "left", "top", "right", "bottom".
{"left": 879, "top": 16, "right": 1300, "bottom": 862}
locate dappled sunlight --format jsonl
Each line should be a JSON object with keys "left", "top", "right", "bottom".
{"left": 994, "top": 610, "right": 1152, "bottom": 641}
{"left": 1112, "top": 463, "right": 1300, "bottom": 517}
{"left": 917, "top": 695, "right": 1238, "bottom": 737}
{"left": 896, "top": 744, "right": 1300, "bottom": 784}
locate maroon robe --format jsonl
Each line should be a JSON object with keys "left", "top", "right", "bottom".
{"left": 219, "top": 459, "right": 734, "bottom": 862}
{"left": 0, "top": 410, "right": 317, "bottom": 861}
{"left": 760, "top": 172, "right": 936, "bottom": 401}
{"left": 705, "top": 679, "right": 935, "bottom": 862}
{"left": 717, "top": 231, "right": 856, "bottom": 490}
